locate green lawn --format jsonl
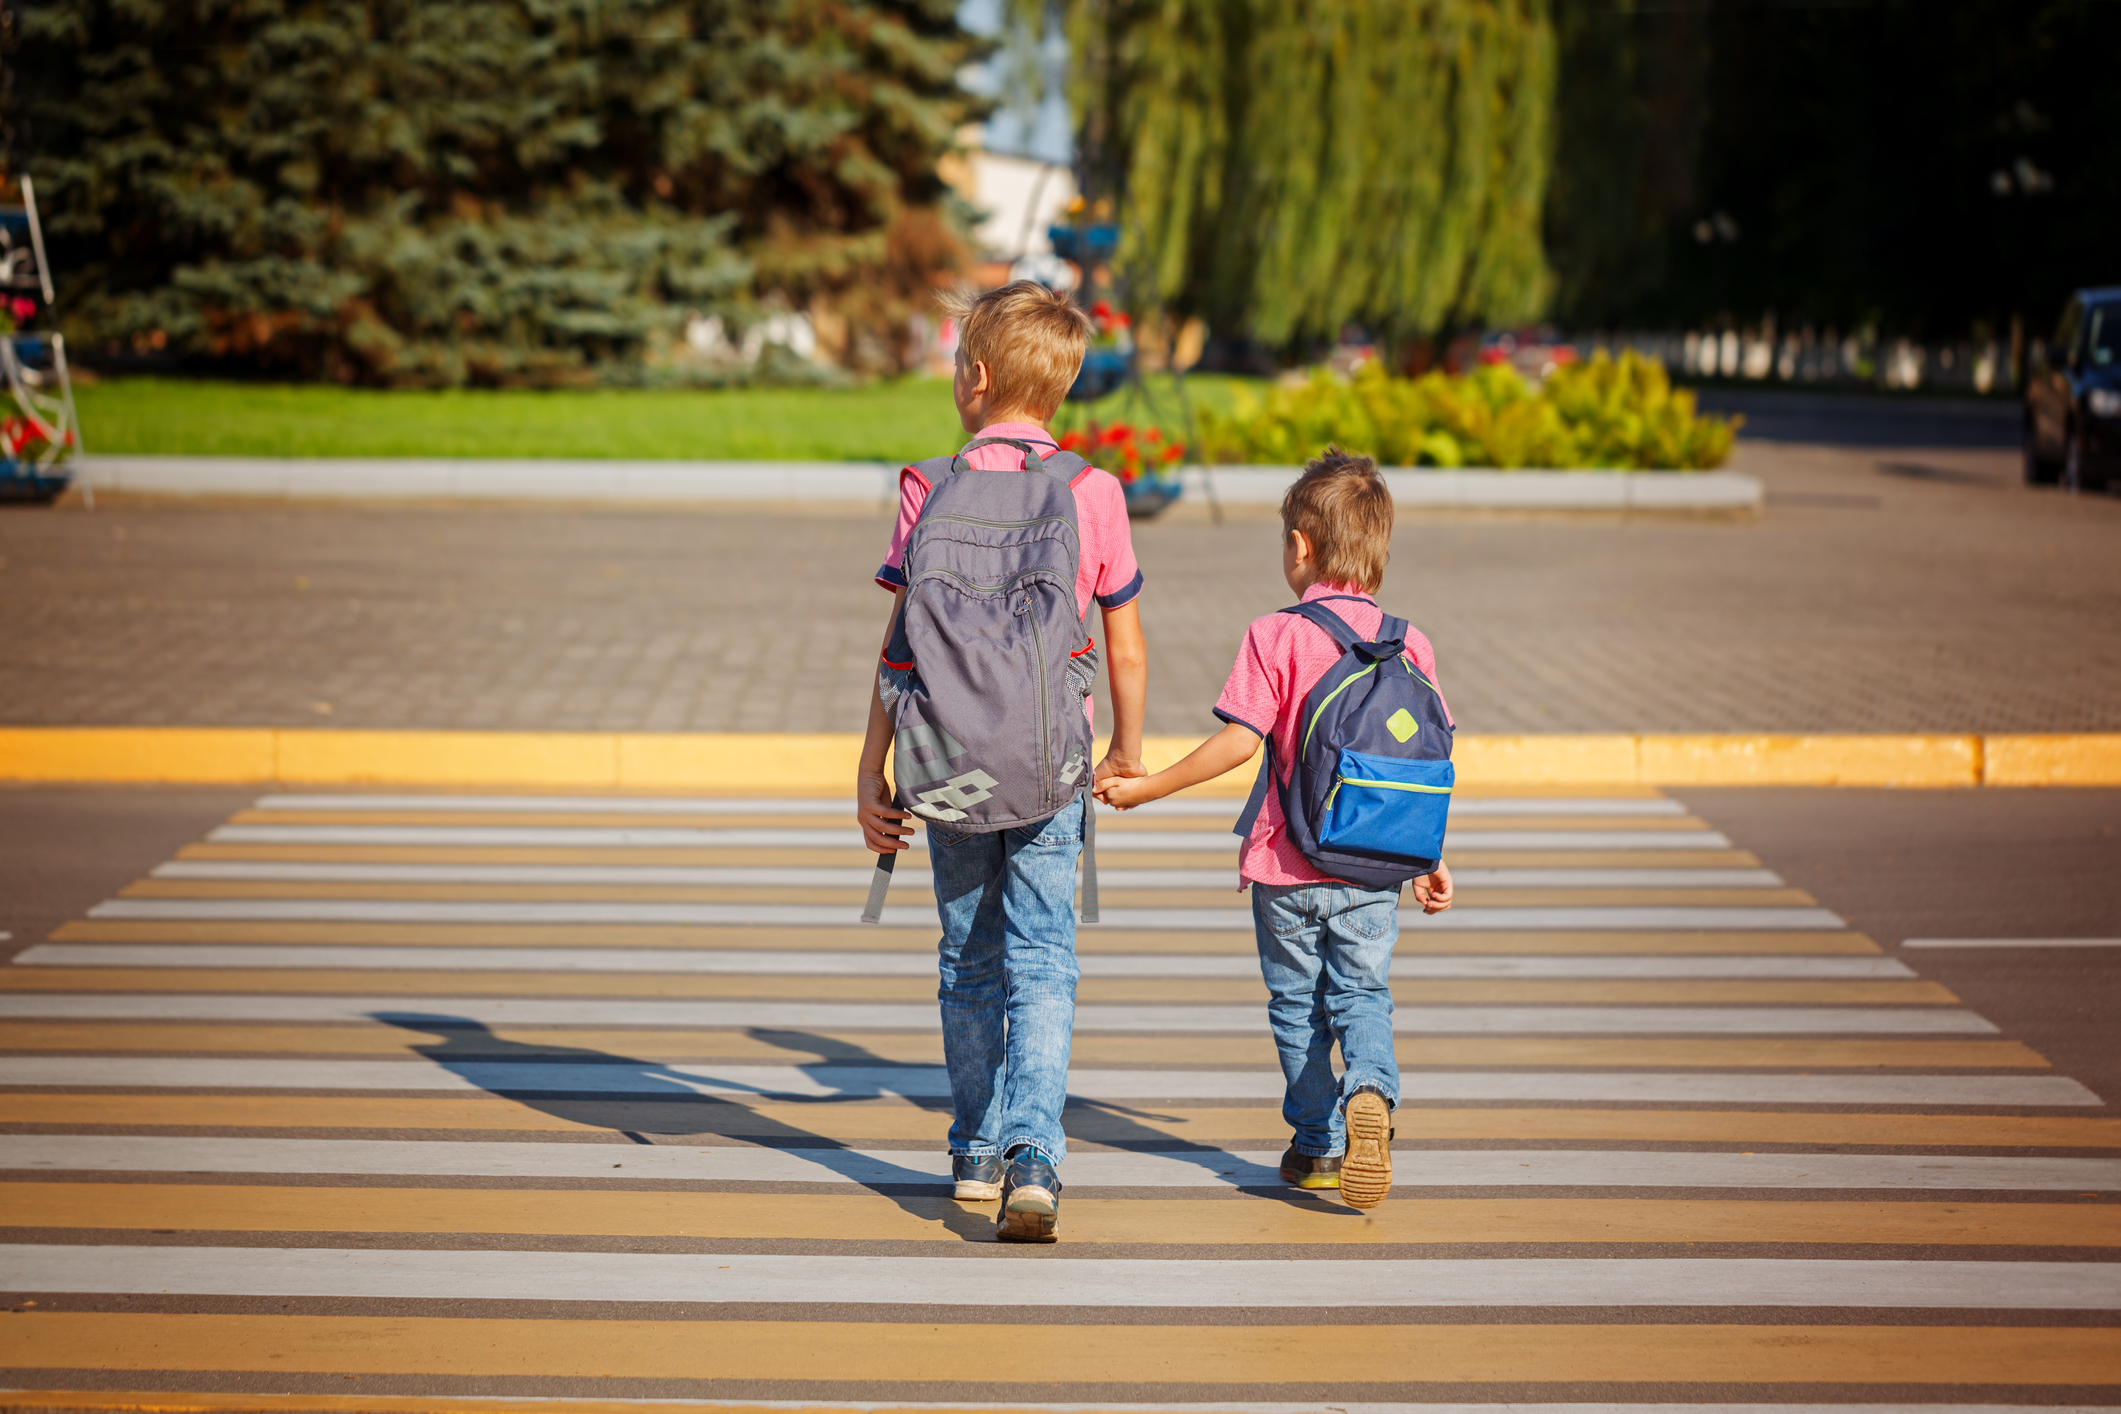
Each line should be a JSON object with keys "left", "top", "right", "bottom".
{"left": 75, "top": 374, "right": 1261, "bottom": 461}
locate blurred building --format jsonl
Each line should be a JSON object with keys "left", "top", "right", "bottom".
{"left": 944, "top": 0, "right": 1077, "bottom": 285}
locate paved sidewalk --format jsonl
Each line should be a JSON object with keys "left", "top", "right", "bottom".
{"left": 2, "top": 435, "right": 2117, "bottom": 735}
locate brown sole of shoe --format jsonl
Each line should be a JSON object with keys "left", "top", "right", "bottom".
{"left": 954, "top": 1180, "right": 1002, "bottom": 1201}
{"left": 1340, "top": 1091, "right": 1393, "bottom": 1209}
{"left": 996, "top": 1186, "right": 1059, "bottom": 1242}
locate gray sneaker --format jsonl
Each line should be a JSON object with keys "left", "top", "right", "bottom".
{"left": 995, "top": 1145, "right": 1062, "bottom": 1243}
{"left": 952, "top": 1153, "right": 1004, "bottom": 1201}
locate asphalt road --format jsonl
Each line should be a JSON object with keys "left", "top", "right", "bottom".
{"left": 0, "top": 782, "right": 2115, "bottom": 1406}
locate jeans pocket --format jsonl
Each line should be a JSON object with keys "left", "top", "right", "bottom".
{"left": 1015, "top": 809, "right": 1082, "bottom": 849}
{"left": 931, "top": 825, "right": 978, "bottom": 850}
{"left": 1256, "top": 887, "right": 1313, "bottom": 940}
{"left": 1337, "top": 893, "right": 1398, "bottom": 941}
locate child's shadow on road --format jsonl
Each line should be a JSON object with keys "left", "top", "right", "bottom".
{"left": 376, "top": 1014, "right": 993, "bottom": 1241}
{"left": 378, "top": 1014, "right": 1353, "bottom": 1239}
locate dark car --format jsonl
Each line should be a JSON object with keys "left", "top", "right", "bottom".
{"left": 2024, "top": 286, "right": 2121, "bottom": 492}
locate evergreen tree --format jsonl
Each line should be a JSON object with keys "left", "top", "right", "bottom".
{"left": 17, "top": 0, "right": 977, "bottom": 383}
{"left": 1067, "top": 0, "right": 1554, "bottom": 353}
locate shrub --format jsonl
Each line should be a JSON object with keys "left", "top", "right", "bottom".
{"left": 1199, "top": 351, "right": 1738, "bottom": 470}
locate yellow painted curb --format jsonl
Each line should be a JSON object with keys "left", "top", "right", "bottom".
{"left": 1637, "top": 733, "right": 1983, "bottom": 788}
{"left": 1983, "top": 733, "right": 2121, "bottom": 786}
{"left": 3, "top": 728, "right": 2119, "bottom": 789}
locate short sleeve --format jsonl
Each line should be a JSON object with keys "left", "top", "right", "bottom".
{"left": 875, "top": 467, "right": 931, "bottom": 590}
{"left": 1089, "top": 475, "right": 1144, "bottom": 608}
{"left": 1212, "top": 622, "right": 1280, "bottom": 740}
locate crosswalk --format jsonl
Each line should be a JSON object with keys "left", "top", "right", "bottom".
{"left": 3, "top": 787, "right": 2117, "bottom": 1410}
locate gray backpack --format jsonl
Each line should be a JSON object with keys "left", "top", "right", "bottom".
{"left": 863, "top": 436, "right": 1100, "bottom": 924}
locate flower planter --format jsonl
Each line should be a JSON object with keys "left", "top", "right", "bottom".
{"left": 1121, "top": 475, "right": 1185, "bottom": 518}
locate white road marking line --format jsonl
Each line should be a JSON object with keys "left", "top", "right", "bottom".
{"left": 1901, "top": 938, "right": 2121, "bottom": 949}
{"left": 148, "top": 861, "right": 1785, "bottom": 890}
{"left": 8, "top": 1246, "right": 2117, "bottom": 1308}
{"left": 9, "top": 944, "right": 1914, "bottom": 980}
{"left": 208, "top": 825, "right": 1733, "bottom": 852}
{"left": 84, "top": 900, "right": 1844, "bottom": 931}
{"left": 0, "top": 1060, "right": 2082, "bottom": 1106}
{"left": 253, "top": 794, "right": 1690, "bottom": 819}
{"left": 7, "top": 1138, "right": 2115, "bottom": 1191}
{"left": 0, "top": 995, "right": 1993, "bottom": 1035}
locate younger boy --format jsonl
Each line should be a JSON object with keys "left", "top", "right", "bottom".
{"left": 856, "top": 281, "right": 1150, "bottom": 1242}
{"left": 1097, "top": 450, "right": 1451, "bottom": 1209}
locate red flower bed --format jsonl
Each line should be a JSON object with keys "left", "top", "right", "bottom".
{"left": 1058, "top": 420, "right": 1186, "bottom": 483}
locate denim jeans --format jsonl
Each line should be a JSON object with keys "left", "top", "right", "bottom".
{"left": 1250, "top": 879, "right": 1401, "bottom": 1156}
{"left": 928, "top": 802, "right": 1083, "bottom": 1163}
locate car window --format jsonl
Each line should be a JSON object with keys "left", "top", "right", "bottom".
{"left": 2087, "top": 305, "right": 2119, "bottom": 368}
{"left": 2056, "top": 299, "right": 2082, "bottom": 352}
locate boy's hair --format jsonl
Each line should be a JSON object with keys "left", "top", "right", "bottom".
{"left": 942, "top": 281, "right": 1092, "bottom": 419}
{"left": 1281, "top": 447, "right": 1394, "bottom": 593}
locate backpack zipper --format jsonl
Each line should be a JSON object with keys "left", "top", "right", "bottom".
{"left": 1027, "top": 601, "right": 1053, "bottom": 808}
{"left": 1326, "top": 774, "right": 1454, "bottom": 810}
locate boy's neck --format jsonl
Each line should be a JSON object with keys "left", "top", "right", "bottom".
{"left": 975, "top": 412, "right": 1049, "bottom": 434}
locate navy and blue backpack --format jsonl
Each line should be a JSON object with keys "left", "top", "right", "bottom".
{"left": 1234, "top": 596, "right": 1454, "bottom": 890}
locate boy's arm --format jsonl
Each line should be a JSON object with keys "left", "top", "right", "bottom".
{"left": 1096, "top": 721, "right": 1258, "bottom": 810}
{"left": 1093, "top": 599, "right": 1148, "bottom": 786}
{"left": 856, "top": 589, "right": 914, "bottom": 853}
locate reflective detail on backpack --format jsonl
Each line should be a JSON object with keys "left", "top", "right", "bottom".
{"left": 1386, "top": 708, "right": 1419, "bottom": 743}
{"left": 913, "top": 767, "right": 1000, "bottom": 822}
{"left": 895, "top": 723, "right": 970, "bottom": 787}
{"left": 1058, "top": 749, "right": 1086, "bottom": 785}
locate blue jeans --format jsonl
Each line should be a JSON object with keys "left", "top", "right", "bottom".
{"left": 1250, "top": 880, "right": 1401, "bottom": 1157}
{"left": 928, "top": 803, "right": 1083, "bottom": 1163}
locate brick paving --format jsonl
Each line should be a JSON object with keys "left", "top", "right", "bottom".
{"left": 1, "top": 428, "right": 2117, "bottom": 734}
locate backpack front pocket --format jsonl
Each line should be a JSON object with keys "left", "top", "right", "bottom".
{"left": 1319, "top": 749, "right": 1453, "bottom": 863}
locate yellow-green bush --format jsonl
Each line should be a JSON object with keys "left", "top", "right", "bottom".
{"left": 1199, "top": 351, "right": 1738, "bottom": 470}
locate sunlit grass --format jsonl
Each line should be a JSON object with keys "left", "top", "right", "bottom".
{"left": 75, "top": 373, "right": 1265, "bottom": 461}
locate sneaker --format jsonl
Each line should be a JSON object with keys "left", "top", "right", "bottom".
{"left": 952, "top": 1153, "right": 1004, "bottom": 1201}
{"left": 1340, "top": 1086, "right": 1395, "bottom": 1210}
{"left": 995, "top": 1145, "right": 1062, "bottom": 1243}
{"left": 1279, "top": 1146, "right": 1342, "bottom": 1190}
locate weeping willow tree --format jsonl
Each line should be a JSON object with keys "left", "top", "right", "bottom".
{"left": 1067, "top": 0, "right": 1555, "bottom": 351}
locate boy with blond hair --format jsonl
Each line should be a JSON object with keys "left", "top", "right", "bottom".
{"left": 857, "top": 281, "right": 1149, "bottom": 1242}
{"left": 1099, "top": 449, "right": 1452, "bottom": 1209}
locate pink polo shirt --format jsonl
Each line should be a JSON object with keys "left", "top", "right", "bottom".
{"left": 1214, "top": 581, "right": 1450, "bottom": 888}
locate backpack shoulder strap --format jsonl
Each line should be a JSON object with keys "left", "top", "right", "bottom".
{"left": 1233, "top": 733, "right": 1276, "bottom": 840}
{"left": 909, "top": 456, "right": 954, "bottom": 489}
{"left": 1042, "top": 450, "right": 1090, "bottom": 483}
{"left": 949, "top": 436, "right": 1056, "bottom": 474}
{"left": 1277, "top": 600, "right": 1364, "bottom": 651}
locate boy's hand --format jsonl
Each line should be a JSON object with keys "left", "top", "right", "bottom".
{"left": 856, "top": 769, "right": 914, "bottom": 853}
{"left": 1092, "top": 751, "right": 1147, "bottom": 788}
{"left": 1096, "top": 774, "right": 1157, "bottom": 811}
{"left": 1410, "top": 860, "right": 1453, "bottom": 914}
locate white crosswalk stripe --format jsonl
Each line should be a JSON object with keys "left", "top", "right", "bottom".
{"left": 14, "top": 943, "right": 1913, "bottom": 978}
{"left": 87, "top": 898, "right": 1842, "bottom": 930}
{"left": 149, "top": 860, "right": 1786, "bottom": 889}
{"left": 3, "top": 1059, "right": 2089, "bottom": 1106}
{"left": 10, "top": 1138, "right": 2116, "bottom": 1191}
{"left": 10, "top": 1245, "right": 2116, "bottom": 1307}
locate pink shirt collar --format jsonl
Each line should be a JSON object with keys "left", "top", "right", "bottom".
{"left": 1301, "top": 581, "right": 1373, "bottom": 603}
{"left": 972, "top": 421, "right": 1057, "bottom": 448}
